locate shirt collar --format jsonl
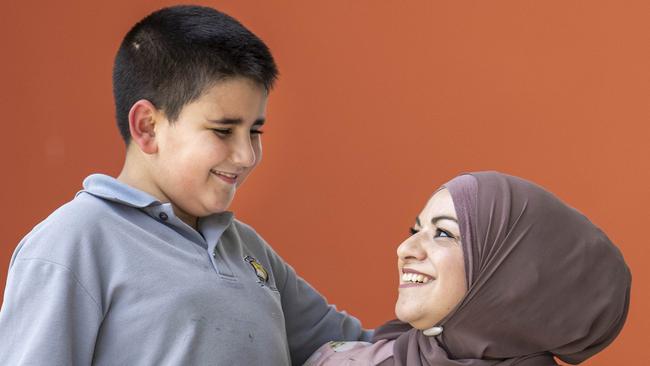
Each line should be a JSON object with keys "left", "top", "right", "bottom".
{"left": 79, "top": 173, "right": 161, "bottom": 208}
{"left": 79, "top": 174, "right": 234, "bottom": 246}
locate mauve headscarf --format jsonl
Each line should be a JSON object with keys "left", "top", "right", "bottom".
{"left": 374, "top": 172, "right": 631, "bottom": 366}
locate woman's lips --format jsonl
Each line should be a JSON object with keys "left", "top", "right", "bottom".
{"left": 400, "top": 268, "right": 435, "bottom": 288}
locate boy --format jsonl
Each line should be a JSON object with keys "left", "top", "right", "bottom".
{"left": 0, "top": 5, "right": 369, "bottom": 365}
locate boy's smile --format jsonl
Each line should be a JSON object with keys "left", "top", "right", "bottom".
{"left": 124, "top": 76, "right": 268, "bottom": 228}
{"left": 210, "top": 169, "right": 239, "bottom": 184}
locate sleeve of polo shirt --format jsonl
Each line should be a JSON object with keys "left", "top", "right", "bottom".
{"left": 0, "top": 258, "right": 102, "bottom": 365}
{"left": 268, "top": 250, "right": 374, "bottom": 365}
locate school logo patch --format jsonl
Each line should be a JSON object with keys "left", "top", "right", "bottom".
{"left": 244, "top": 255, "right": 269, "bottom": 283}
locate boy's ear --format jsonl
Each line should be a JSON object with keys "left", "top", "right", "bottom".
{"left": 128, "top": 100, "right": 160, "bottom": 154}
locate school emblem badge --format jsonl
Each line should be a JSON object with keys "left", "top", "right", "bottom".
{"left": 244, "top": 255, "right": 269, "bottom": 283}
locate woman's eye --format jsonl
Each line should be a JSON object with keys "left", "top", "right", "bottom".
{"left": 250, "top": 129, "right": 264, "bottom": 135}
{"left": 409, "top": 227, "right": 419, "bottom": 236}
{"left": 434, "top": 228, "right": 454, "bottom": 239}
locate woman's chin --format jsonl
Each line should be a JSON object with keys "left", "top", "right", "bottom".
{"left": 395, "top": 306, "right": 420, "bottom": 329}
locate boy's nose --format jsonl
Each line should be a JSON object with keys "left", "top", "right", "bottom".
{"left": 230, "top": 136, "right": 256, "bottom": 168}
{"left": 397, "top": 233, "right": 427, "bottom": 261}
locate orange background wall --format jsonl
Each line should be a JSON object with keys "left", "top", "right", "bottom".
{"left": 1, "top": 1, "right": 647, "bottom": 364}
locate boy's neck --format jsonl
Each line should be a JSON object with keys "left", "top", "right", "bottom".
{"left": 117, "top": 151, "right": 159, "bottom": 201}
{"left": 117, "top": 152, "right": 200, "bottom": 230}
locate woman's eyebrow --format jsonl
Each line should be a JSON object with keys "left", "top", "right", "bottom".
{"left": 432, "top": 216, "right": 458, "bottom": 225}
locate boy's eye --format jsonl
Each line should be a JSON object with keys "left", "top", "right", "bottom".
{"left": 434, "top": 228, "right": 454, "bottom": 239}
{"left": 212, "top": 128, "right": 232, "bottom": 136}
{"left": 409, "top": 227, "right": 419, "bottom": 236}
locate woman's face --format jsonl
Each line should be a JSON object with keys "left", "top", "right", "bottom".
{"left": 395, "top": 188, "right": 467, "bottom": 329}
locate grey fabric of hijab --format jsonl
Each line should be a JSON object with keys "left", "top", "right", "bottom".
{"left": 373, "top": 172, "right": 631, "bottom": 366}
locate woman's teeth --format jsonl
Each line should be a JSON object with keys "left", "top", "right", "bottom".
{"left": 401, "top": 272, "right": 431, "bottom": 284}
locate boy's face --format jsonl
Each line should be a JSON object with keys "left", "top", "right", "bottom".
{"left": 150, "top": 77, "right": 267, "bottom": 225}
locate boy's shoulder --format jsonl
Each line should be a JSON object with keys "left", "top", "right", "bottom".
{"left": 30, "top": 185, "right": 129, "bottom": 235}
{"left": 12, "top": 190, "right": 123, "bottom": 261}
{"left": 12, "top": 174, "right": 153, "bottom": 265}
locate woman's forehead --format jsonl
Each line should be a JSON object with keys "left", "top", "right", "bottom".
{"left": 418, "top": 188, "right": 458, "bottom": 223}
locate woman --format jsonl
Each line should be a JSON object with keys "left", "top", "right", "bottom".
{"left": 305, "top": 171, "right": 631, "bottom": 365}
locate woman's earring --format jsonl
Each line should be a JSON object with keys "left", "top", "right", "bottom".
{"left": 422, "top": 326, "right": 443, "bottom": 336}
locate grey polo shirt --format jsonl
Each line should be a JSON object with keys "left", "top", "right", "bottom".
{"left": 0, "top": 174, "right": 369, "bottom": 365}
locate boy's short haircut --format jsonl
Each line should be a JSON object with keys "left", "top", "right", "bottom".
{"left": 112, "top": 5, "right": 278, "bottom": 144}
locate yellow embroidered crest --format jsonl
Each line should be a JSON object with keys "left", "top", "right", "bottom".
{"left": 244, "top": 255, "right": 269, "bottom": 283}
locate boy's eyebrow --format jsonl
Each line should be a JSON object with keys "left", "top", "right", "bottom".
{"left": 208, "top": 118, "right": 266, "bottom": 126}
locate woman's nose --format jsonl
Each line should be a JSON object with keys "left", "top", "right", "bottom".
{"left": 397, "top": 233, "right": 427, "bottom": 261}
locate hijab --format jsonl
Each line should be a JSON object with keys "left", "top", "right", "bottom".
{"left": 373, "top": 172, "right": 631, "bottom": 365}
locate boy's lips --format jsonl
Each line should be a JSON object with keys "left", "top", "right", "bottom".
{"left": 210, "top": 169, "right": 238, "bottom": 184}
{"left": 400, "top": 268, "right": 435, "bottom": 288}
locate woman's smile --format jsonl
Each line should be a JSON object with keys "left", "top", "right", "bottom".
{"left": 399, "top": 268, "right": 434, "bottom": 288}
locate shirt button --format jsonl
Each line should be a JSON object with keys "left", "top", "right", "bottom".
{"left": 158, "top": 212, "right": 168, "bottom": 221}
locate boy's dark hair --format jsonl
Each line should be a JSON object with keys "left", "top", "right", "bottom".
{"left": 113, "top": 5, "right": 278, "bottom": 144}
